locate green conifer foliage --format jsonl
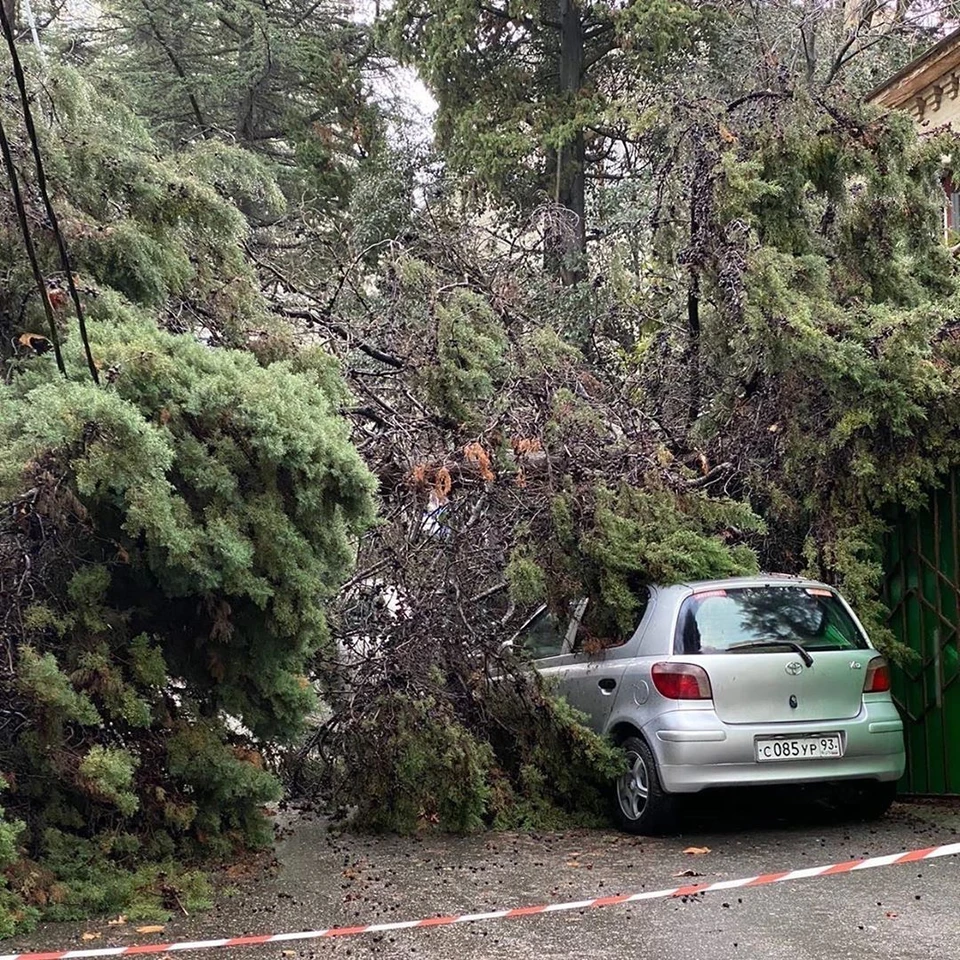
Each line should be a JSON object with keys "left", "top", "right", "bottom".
{"left": 381, "top": 0, "right": 710, "bottom": 278}
{"left": 0, "top": 60, "right": 374, "bottom": 931}
{"left": 5, "top": 0, "right": 960, "bottom": 881}
{"left": 649, "top": 95, "right": 960, "bottom": 652}
{"left": 0, "top": 780, "right": 33, "bottom": 939}
{"left": 98, "top": 0, "right": 379, "bottom": 207}
{"left": 0, "top": 63, "right": 285, "bottom": 354}
{"left": 0, "top": 300, "right": 374, "bottom": 928}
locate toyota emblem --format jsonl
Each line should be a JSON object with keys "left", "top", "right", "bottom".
{"left": 784, "top": 661, "right": 804, "bottom": 676}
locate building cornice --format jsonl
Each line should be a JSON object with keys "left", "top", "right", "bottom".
{"left": 868, "top": 27, "right": 960, "bottom": 111}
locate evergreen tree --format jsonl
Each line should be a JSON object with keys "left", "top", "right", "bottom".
{"left": 570, "top": 7, "right": 960, "bottom": 646}
{"left": 0, "top": 61, "right": 374, "bottom": 931}
{"left": 2, "top": 0, "right": 959, "bottom": 878}
{"left": 97, "top": 0, "right": 381, "bottom": 208}
{"left": 381, "top": 0, "right": 709, "bottom": 282}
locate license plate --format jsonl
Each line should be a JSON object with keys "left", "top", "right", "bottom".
{"left": 755, "top": 734, "right": 843, "bottom": 762}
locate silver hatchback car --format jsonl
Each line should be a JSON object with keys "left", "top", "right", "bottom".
{"left": 510, "top": 576, "right": 906, "bottom": 833}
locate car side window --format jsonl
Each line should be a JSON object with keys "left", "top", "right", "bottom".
{"left": 515, "top": 608, "right": 569, "bottom": 660}
{"left": 572, "top": 590, "right": 649, "bottom": 654}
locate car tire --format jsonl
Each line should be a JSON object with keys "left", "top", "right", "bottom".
{"left": 614, "top": 736, "right": 676, "bottom": 835}
{"left": 851, "top": 780, "right": 897, "bottom": 821}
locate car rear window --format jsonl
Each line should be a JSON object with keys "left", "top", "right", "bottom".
{"left": 673, "top": 586, "right": 869, "bottom": 655}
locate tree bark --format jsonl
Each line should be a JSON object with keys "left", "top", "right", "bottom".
{"left": 140, "top": 0, "right": 208, "bottom": 136}
{"left": 235, "top": 11, "right": 257, "bottom": 142}
{"left": 2, "top": 0, "right": 16, "bottom": 31}
{"left": 687, "top": 135, "right": 710, "bottom": 428}
{"left": 687, "top": 269, "right": 701, "bottom": 427}
{"left": 234, "top": 7, "right": 272, "bottom": 144}
{"left": 544, "top": 0, "right": 586, "bottom": 286}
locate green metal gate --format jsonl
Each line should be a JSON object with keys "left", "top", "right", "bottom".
{"left": 884, "top": 472, "right": 960, "bottom": 795}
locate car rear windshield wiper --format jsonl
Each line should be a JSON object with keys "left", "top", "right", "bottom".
{"left": 726, "top": 640, "right": 814, "bottom": 668}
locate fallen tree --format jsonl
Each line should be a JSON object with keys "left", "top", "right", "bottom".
{"left": 279, "top": 93, "right": 960, "bottom": 832}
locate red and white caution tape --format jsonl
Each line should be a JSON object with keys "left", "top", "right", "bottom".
{"left": 4, "top": 841, "right": 959, "bottom": 960}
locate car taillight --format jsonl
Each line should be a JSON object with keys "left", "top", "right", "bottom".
{"left": 863, "top": 657, "right": 891, "bottom": 693}
{"left": 651, "top": 662, "right": 712, "bottom": 700}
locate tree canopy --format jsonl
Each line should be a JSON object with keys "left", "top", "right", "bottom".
{"left": 0, "top": 56, "right": 374, "bottom": 931}
{"left": 98, "top": 0, "right": 381, "bottom": 206}
{"left": 382, "top": 0, "right": 711, "bottom": 280}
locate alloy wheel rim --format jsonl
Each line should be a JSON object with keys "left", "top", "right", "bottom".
{"left": 618, "top": 749, "right": 649, "bottom": 821}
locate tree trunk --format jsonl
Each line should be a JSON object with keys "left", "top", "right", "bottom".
{"left": 544, "top": 0, "right": 586, "bottom": 286}
{"left": 235, "top": 10, "right": 257, "bottom": 142}
{"left": 234, "top": 7, "right": 273, "bottom": 145}
{"left": 687, "top": 270, "right": 701, "bottom": 427}
{"left": 687, "top": 135, "right": 710, "bottom": 428}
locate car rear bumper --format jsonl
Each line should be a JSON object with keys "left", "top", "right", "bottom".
{"left": 641, "top": 701, "right": 905, "bottom": 794}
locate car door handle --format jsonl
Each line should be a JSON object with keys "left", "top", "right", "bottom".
{"left": 598, "top": 678, "right": 617, "bottom": 692}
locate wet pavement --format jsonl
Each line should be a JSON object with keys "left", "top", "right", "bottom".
{"left": 6, "top": 799, "right": 960, "bottom": 960}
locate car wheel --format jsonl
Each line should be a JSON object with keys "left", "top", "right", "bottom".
{"left": 614, "top": 736, "right": 676, "bottom": 835}
{"left": 850, "top": 781, "right": 897, "bottom": 821}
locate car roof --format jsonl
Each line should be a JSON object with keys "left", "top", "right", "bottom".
{"left": 517, "top": 575, "right": 839, "bottom": 628}
{"left": 655, "top": 573, "right": 835, "bottom": 594}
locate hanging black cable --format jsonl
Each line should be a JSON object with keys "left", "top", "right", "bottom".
{"left": 0, "top": 110, "right": 65, "bottom": 375}
{"left": 0, "top": 3, "right": 99, "bottom": 384}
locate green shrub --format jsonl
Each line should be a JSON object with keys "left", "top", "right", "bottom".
{"left": 0, "top": 290, "right": 372, "bottom": 930}
{"left": 338, "top": 681, "right": 623, "bottom": 835}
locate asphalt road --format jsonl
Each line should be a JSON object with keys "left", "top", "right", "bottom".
{"left": 7, "top": 799, "right": 960, "bottom": 960}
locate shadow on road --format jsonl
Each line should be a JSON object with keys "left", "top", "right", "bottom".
{"left": 666, "top": 788, "right": 915, "bottom": 837}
